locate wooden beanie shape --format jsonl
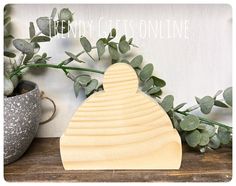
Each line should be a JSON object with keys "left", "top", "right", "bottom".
{"left": 60, "top": 63, "right": 182, "bottom": 170}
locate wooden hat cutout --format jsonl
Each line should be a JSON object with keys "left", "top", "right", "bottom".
{"left": 60, "top": 63, "right": 182, "bottom": 170}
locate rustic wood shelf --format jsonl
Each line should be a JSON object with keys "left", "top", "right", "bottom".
{"left": 4, "top": 138, "right": 232, "bottom": 182}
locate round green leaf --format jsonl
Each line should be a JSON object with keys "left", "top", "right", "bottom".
{"left": 111, "top": 28, "right": 116, "bottom": 37}
{"left": 50, "top": 8, "right": 57, "bottom": 19}
{"left": 223, "top": 87, "right": 232, "bottom": 106}
{"left": 80, "top": 36, "right": 92, "bottom": 52}
{"left": 29, "top": 22, "right": 35, "bottom": 38}
{"left": 130, "top": 55, "right": 143, "bottom": 68}
{"left": 199, "top": 132, "right": 210, "bottom": 146}
{"left": 36, "top": 17, "right": 57, "bottom": 37}
{"left": 119, "top": 40, "right": 130, "bottom": 54}
{"left": 75, "top": 75, "right": 91, "bottom": 86}
{"left": 85, "top": 79, "right": 98, "bottom": 96}
{"left": 218, "top": 127, "right": 231, "bottom": 145}
{"left": 140, "top": 63, "right": 153, "bottom": 81}
{"left": 199, "top": 96, "right": 214, "bottom": 114}
{"left": 147, "top": 86, "right": 161, "bottom": 95}
{"left": 58, "top": 8, "right": 73, "bottom": 22}
{"left": 13, "top": 39, "right": 34, "bottom": 54}
{"left": 174, "top": 103, "right": 187, "bottom": 111}
{"left": 185, "top": 130, "right": 201, "bottom": 147}
{"left": 31, "top": 36, "right": 50, "bottom": 43}
{"left": 142, "top": 78, "right": 154, "bottom": 92}
{"left": 203, "top": 125, "right": 216, "bottom": 137}
{"left": 160, "top": 95, "right": 174, "bottom": 112}
{"left": 180, "top": 115, "right": 200, "bottom": 131}
{"left": 4, "top": 51, "right": 16, "bottom": 58}
{"left": 214, "top": 100, "right": 229, "bottom": 108}
{"left": 108, "top": 42, "right": 119, "bottom": 60}
{"left": 96, "top": 39, "right": 105, "bottom": 59}
{"left": 152, "top": 76, "right": 166, "bottom": 87}
{"left": 73, "top": 81, "right": 81, "bottom": 97}
{"left": 208, "top": 134, "right": 221, "bottom": 149}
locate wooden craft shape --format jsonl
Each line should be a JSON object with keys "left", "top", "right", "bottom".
{"left": 60, "top": 63, "right": 182, "bottom": 170}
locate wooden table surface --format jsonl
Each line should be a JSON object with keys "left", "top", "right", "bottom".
{"left": 4, "top": 138, "right": 232, "bottom": 182}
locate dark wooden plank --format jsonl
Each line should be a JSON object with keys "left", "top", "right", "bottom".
{"left": 4, "top": 138, "right": 232, "bottom": 182}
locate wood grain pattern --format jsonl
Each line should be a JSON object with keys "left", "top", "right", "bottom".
{"left": 60, "top": 63, "right": 182, "bottom": 170}
{"left": 4, "top": 138, "right": 232, "bottom": 182}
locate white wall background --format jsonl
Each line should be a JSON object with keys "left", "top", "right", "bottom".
{"left": 10, "top": 4, "right": 232, "bottom": 137}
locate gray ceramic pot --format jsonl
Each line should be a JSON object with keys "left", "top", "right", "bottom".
{"left": 4, "top": 80, "right": 41, "bottom": 165}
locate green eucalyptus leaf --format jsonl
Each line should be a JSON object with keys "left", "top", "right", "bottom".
{"left": 147, "top": 86, "right": 161, "bottom": 95}
{"left": 203, "top": 125, "right": 216, "bottom": 137}
{"left": 130, "top": 55, "right": 143, "bottom": 68}
{"left": 57, "top": 20, "right": 70, "bottom": 34}
{"left": 120, "top": 35, "right": 126, "bottom": 42}
{"left": 75, "top": 75, "right": 91, "bottom": 86}
{"left": 96, "top": 39, "right": 105, "bottom": 59}
{"left": 65, "top": 51, "right": 84, "bottom": 63}
{"left": 142, "top": 78, "right": 154, "bottom": 92}
{"left": 197, "top": 124, "right": 206, "bottom": 130}
{"left": 85, "top": 79, "right": 98, "bottom": 96}
{"left": 174, "top": 103, "right": 187, "bottom": 111}
{"left": 58, "top": 8, "right": 73, "bottom": 22}
{"left": 119, "top": 40, "right": 130, "bottom": 54}
{"left": 80, "top": 36, "right": 92, "bottom": 52}
{"left": 108, "top": 42, "right": 119, "bottom": 60}
{"left": 185, "top": 130, "right": 201, "bottom": 147}
{"left": 31, "top": 36, "right": 50, "bottom": 43}
{"left": 24, "top": 52, "right": 34, "bottom": 63}
{"left": 172, "top": 116, "right": 181, "bottom": 131}
{"left": 199, "top": 132, "right": 210, "bottom": 146}
{"left": 111, "top": 28, "right": 116, "bottom": 37}
{"left": 195, "top": 96, "right": 201, "bottom": 104}
{"left": 74, "top": 81, "right": 81, "bottom": 97}
{"left": 223, "top": 87, "right": 232, "bottom": 106}
{"left": 13, "top": 39, "right": 34, "bottom": 54}
{"left": 160, "top": 95, "right": 174, "bottom": 112}
{"left": 208, "top": 134, "right": 221, "bottom": 149}
{"left": 128, "top": 38, "right": 133, "bottom": 44}
{"left": 152, "top": 76, "right": 166, "bottom": 87}
{"left": 214, "top": 100, "right": 229, "bottom": 108}
{"left": 140, "top": 63, "right": 153, "bottom": 81}
{"left": 119, "top": 59, "right": 129, "bottom": 64}
{"left": 180, "top": 115, "right": 200, "bottom": 131}
{"left": 213, "top": 90, "right": 223, "bottom": 99}
{"left": 36, "top": 17, "right": 57, "bottom": 36}
{"left": 218, "top": 127, "right": 231, "bottom": 145}
{"left": 51, "top": 8, "right": 57, "bottom": 19}
{"left": 4, "top": 51, "right": 16, "bottom": 58}
{"left": 29, "top": 22, "right": 35, "bottom": 38}
{"left": 199, "top": 96, "right": 214, "bottom": 114}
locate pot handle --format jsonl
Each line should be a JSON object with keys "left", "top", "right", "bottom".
{"left": 39, "top": 91, "right": 56, "bottom": 125}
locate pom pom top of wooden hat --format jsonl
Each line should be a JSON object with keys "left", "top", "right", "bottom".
{"left": 103, "top": 63, "right": 139, "bottom": 94}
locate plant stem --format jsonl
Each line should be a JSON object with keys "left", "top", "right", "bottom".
{"left": 10, "top": 63, "right": 104, "bottom": 78}
{"left": 176, "top": 110, "right": 232, "bottom": 130}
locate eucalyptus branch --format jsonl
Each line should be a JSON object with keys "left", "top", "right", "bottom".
{"left": 175, "top": 110, "right": 232, "bottom": 130}
{"left": 10, "top": 63, "right": 104, "bottom": 78}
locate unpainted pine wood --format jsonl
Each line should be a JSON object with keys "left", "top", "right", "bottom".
{"left": 60, "top": 63, "right": 182, "bottom": 170}
{"left": 4, "top": 138, "right": 232, "bottom": 182}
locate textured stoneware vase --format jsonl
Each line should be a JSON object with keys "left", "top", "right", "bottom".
{"left": 4, "top": 81, "right": 41, "bottom": 165}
